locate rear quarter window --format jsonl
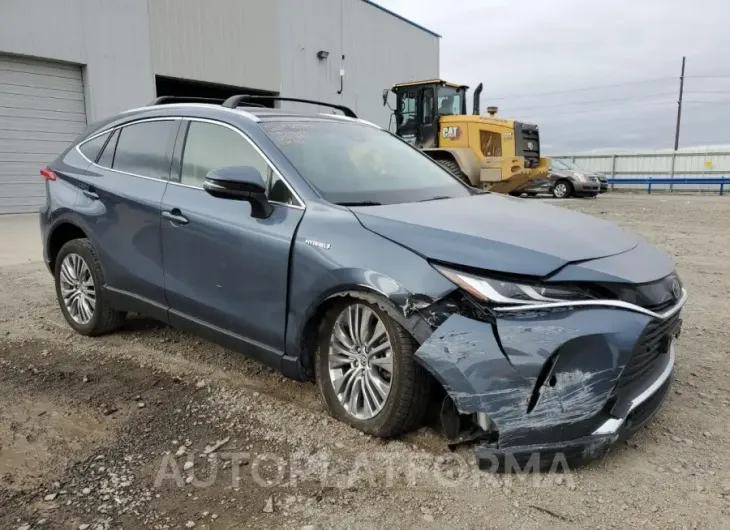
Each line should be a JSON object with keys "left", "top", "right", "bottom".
{"left": 78, "top": 132, "right": 111, "bottom": 163}
{"left": 97, "top": 129, "right": 120, "bottom": 168}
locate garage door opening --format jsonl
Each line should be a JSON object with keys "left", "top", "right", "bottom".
{"left": 0, "top": 54, "right": 87, "bottom": 214}
{"left": 155, "top": 76, "right": 278, "bottom": 108}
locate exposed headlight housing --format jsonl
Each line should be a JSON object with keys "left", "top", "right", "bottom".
{"left": 434, "top": 265, "right": 593, "bottom": 305}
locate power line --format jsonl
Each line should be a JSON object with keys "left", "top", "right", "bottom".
{"left": 522, "top": 100, "right": 679, "bottom": 120}
{"left": 484, "top": 77, "right": 676, "bottom": 101}
{"left": 685, "top": 90, "right": 730, "bottom": 95}
{"left": 524, "top": 97, "right": 730, "bottom": 120}
{"left": 685, "top": 75, "right": 730, "bottom": 79}
{"left": 502, "top": 92, "right": 676, "bottom": 113}
{"left": 684, "top": 99, "right": 730, "bottom": 104}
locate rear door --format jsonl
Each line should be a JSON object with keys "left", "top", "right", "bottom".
{"left": 75, "top": 118, "right": 180, "bottom": 320}
{"left": 160, "top": 119, "right": 304, "bottom": 365}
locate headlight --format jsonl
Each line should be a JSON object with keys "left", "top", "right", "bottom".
{"left": 573, "top": 173, "right": 587, "bottom": 182}
{"left": 434, "top": 265, "right": 592, "bottom": 305}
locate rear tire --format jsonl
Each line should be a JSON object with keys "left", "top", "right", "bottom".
{"left": 54, "top": 238, "right": 126, "bottom": 336}
{"left": 436, "top": 158, "right": 471, "bottom": 186}
{"left": 315, "top": 300, "right": 432, "bottom": 438}
{"left": 552, "top": 179, "right": 573, "bottom": 199}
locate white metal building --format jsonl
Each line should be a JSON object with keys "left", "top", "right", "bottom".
{"left": 0, "top": 0, "right": 440, "bottom": 213}
{"left": 552, "top": 145, "right": 730, "bottom": 192}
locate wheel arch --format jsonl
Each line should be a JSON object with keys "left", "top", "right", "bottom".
{"left": 47, "top": 221, "right": 90, "bottom": 273}
{"left": 296, "top": 285, "right": 433, "bottom": 381}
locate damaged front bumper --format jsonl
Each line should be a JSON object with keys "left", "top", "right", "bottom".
{"left": 414, "top": 291, "right": 686, "bottom": 470}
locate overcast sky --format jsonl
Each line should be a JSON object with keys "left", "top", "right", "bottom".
{"left": 376, "top": 0, "right": 730, "bottom": 153}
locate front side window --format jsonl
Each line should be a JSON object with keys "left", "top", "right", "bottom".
{"left": 112, "top": 120, "right": 177, "bottom": 179}
{"left": 180, "top": 121, "right": 293, "bottom": 204}
{"left": 437, "top": 86, "right": 463, "bottom": 116}
{"left": 262, "top": 120, "right": 472, "bottom": 205}
{"left": 396, "top": 90, "right": 418, "bottom": 134}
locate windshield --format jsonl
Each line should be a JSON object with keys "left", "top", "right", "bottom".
{"left": 437, "top": 86, "right": 463, "bottom": 115}
{"left": 551, "top": 159, "right": 583, "bottom": 171}
{"left": 262, "top": 120, "right": 472, "bottom": 205}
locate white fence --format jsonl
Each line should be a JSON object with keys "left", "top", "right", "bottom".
{"left": 551, "top": 147, "right": 730, "bottom": 191}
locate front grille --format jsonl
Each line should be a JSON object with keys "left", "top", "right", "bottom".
{"left": 616, "top": 312, "right": 681, "bottom": 392}
{"left": 588, "top": 176, "right": 599, "bottom": 182}
{"left": 515, "top": 121, "right": 540, "bottom": 168}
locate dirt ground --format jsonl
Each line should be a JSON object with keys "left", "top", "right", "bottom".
{"left": 1, "top": 193, "right": 729, "bottom": 530}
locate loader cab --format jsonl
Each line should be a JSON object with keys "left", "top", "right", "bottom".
{"left": 386, "top": 80, "right": 468, "bottom": 149}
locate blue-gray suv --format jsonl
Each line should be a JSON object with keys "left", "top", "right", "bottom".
{"left": 39, "top": 96, "right": 686, "bottom": 469}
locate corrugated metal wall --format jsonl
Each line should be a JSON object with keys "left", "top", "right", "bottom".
{"left": 278, "top": 0, "right": 440, "bottom": 127}
{"left": 552, "top": 147, "right": 730, "bottom": 191}
{"left": 149, "top": 0, "right": 280, "bottom": 92}
{"left": 0, "top": 0, "right": 154, "bottom": 121}
{"left": 0, "top": 55, "right": 87, "bottom": 214}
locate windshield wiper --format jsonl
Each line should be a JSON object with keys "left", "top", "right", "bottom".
{"left": 418, "top": 195, "right": 452, "bottom": 202}
{"left": 335, "top": 201, "right": 382, "bottom": 207}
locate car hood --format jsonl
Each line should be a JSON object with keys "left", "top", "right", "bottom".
{"left": 351, "top": 195, "right": 640, "bottom": 277}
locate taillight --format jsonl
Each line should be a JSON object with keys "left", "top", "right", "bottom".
{"left": 40, "top": 168, "right": 56, "bottom": 181}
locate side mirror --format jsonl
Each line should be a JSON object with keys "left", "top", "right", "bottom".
{"left": 382, "top": 89, "right": 389, "bottom": 107}
{"left": 203, "top": 166, "right": 273, "bottom": 219}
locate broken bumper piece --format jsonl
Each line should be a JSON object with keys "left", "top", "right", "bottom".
{"left": 414, "top": 300, "right": 682, "bottom": 470}
{"left": 476, "top": 354, "right": 673, "bottom": 471}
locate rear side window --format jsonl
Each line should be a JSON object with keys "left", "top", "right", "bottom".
{"left": 97, "top": 129, "right": 119, "bottom": 168}
{"left": 79, "top": 132, "right": 110, "bottom": 163}
{"left": 112, "top": 120, "right": 177, "bottom": 179}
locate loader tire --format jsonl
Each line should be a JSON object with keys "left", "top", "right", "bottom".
{"left": 437, "top": 159, "right": 471, "bottom": 186}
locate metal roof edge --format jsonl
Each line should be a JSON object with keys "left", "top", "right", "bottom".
{"left": 359, "top": 0, "right": 441, "bottom": 38}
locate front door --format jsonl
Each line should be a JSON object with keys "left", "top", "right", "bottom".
{"left": 160, "top": 119, "right": 304, "bottom": 366}
{"left": 417, "top": 86, "right": 439, "bottom": 149}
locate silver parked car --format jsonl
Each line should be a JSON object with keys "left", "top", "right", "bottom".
{"left": 523, "top": 159, "right": 608, "bottom": 199}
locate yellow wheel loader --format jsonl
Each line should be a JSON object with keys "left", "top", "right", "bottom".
{"left": 383, "top": 79, "right": 550, "bottom": 194}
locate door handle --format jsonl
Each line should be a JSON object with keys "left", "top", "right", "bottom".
{"left": 162, "top": 209, "right": 189, "bottom": 225}
{"left": 82, "top": 187, "right": 99, "bottom": 200}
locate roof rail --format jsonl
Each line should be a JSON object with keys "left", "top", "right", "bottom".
{"left": 149, "top": 96, "right": 268, "bottom": 108}
{"left": 222, "top": 95, "right": 357, "bottom": 118}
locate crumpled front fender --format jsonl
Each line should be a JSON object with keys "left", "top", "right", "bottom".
{"left": 414, "top": 308, "right": 652, "bottom": 448}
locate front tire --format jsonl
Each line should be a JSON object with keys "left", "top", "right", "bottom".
{"left": 54, "top": 238, "right": 126, "bottom": 336}
{"left": 315, "top": 300, "right": 432, "bottom": 437}
{"left": 552, "top": 179, "right": 573, "bottom": 199}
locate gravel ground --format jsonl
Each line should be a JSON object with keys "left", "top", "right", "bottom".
{"left": 1, "top": 193, "right": 729, "bottom": 529}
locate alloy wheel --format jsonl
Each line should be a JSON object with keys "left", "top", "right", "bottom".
{"left": 328, "top": 304, "right": 393, "bottom": 420}
{"left": 554, "top": 182, "right": 568, "bottom": 198}
{"left": 59, "top": 253, "right": 96, "bottom": 324}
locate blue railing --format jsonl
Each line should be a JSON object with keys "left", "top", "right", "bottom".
{"left": 607, "top": 177, "right": 729, "bottom": 195}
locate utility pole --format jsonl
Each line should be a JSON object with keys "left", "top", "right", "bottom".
{"left": 674, "top": 56, "right": 686, "bottom": 151}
